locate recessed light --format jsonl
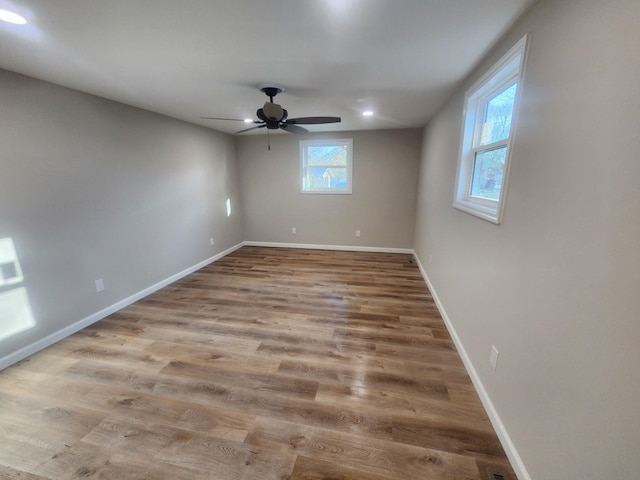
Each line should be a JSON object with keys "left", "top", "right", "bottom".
{"left": 243, "top": 118, "right": 253, "bottom": 123}
{"left": 0, "top": 9, "right": 27, "bottom": 25}
{"left": 362, "top": 111, "right": 374, "bottom": 117}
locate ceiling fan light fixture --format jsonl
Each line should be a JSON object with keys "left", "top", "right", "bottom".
{"left": 0, "top": 8, "right": 27, "bottom": 24}
{"left": 262, "top": 102, "right": 285, "bottom": 121}
{"left": 243, "top": 118, "right": 253, "bottom": 123}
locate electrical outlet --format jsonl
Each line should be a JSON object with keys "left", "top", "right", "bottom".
{"left": 94, "top": 279, "right": 105, "bottom": 293}
{"left": 489, "top": 345, "right": 499, "bottom": 370}
{"left": 292, "top": 227, "right": 297, "bottom": 235}
{"left": 210, "top": 238, "right": 215, "bottom": 246}
{"left": 355, "top": 230, "right": 361, "bottom": 238}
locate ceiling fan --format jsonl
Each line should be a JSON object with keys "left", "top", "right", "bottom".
{"left": 201, "top": 83, "right": 341, "bottom": 135}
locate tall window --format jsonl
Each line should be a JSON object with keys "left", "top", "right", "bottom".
{"left": 300, "top": 139, "right": 353, "bottom": 194}
{"left": 454, "top": 35, "right": 528, "bottom": 224}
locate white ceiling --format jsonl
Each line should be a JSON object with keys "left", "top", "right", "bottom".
{"left": 0, "top": 0, "right": 536, "bottom": 135}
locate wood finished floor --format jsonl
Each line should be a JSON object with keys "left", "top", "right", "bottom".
{"left": 0, "top": 246, "right": 516, "bottom": 480}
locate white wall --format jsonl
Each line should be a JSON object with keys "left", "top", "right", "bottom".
{"left": 413, "top": 1, "right": 640, "bottom": 479}
{"left": 0, "top": 69, "right": 244, "bottom": 363}
{"left": 238, "top": 128, "right": 421, "bottom": 249}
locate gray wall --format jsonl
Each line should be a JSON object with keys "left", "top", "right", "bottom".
{"left": 413, "top": 1, "right": 640, "bottom": 479}
{"left": 238, "top": 128, "right": 421, "bottom": 249}
{"left": 0, "top": 69, "right": 244, "bottom": 361}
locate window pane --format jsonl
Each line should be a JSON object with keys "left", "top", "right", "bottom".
{"left": 305, "top": 167, "right": 347, "bottom": 190}
{"left": 480, "top": 83, "right": 517, "bottom": 145}
{"left": 307, "top": 145, "right": 347, "bottom": 167}
{"left": 470, "top": 146, "right": 507, "bottom": 200}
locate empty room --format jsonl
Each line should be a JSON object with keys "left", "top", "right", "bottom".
{"left": 1, "top": 1, "right": 638, "bottom": 479}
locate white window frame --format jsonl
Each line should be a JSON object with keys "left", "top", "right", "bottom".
{"left": 300, "top": 138, "right": 353, "bottom": 194}
{"left": 454, "top": 34, "right": 529, "bottom": 224}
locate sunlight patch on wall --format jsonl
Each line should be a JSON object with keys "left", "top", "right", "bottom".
{"left": 0, "top": 238, "right": 23, "bottom": 285}
{"left": 0, "top": 287, "right": 35, "bottom": 341}
{"left": 226, "top": 198, "right": 232, "bottom": 217}
{"left": 0, "top": 238, "right": 35, "bottom": 341}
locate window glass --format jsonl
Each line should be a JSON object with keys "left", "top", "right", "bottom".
{"left": 470, "top": 147, "right": 507, "bottom": 200}
{"left": 480, "top": 83, "right": 517, "bottom": 146}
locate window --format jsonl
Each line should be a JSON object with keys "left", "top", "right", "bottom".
{"left": 300, "top": 139, "right": 353, "bottom": 194}
{"left": 454, "top": 35, "right": 528, "bottom": 224}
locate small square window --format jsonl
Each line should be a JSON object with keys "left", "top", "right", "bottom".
{"left": 300, "top": 139, "right": 353, "bottom": 194}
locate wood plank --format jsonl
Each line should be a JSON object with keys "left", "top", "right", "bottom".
{"left": 159, "top": 359, "right": 320, "bottom": 401}
{"left": 154, "top": 430, "right": 296, "bottom": 479}
{"left": 392, "top": 415, "right": 507, "bottom": 459}
{"left": 0, "top": 466, "right": 49, "bottom": 480}
{"left": 245, "top": 416, "right": 481, "bottom": 479}
{"left": 277, "top": 358, "right": 450, "bottom": 401}
{"left": 30, "top": 442, "right": 114, "bottom": 479}
{"left": 143, "top": 339, "right": 281, "bottom": 374}
{"left": 291, "top": 455, "right": 396, "bottom": 480}
{"left": 74, "top": 384, "right": 254, "bottom": 441}
{"left": 88, "top": 450, "right": 214, "bottom": 480}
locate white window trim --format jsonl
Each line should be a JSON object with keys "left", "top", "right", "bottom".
{"left": 453, "top": 34, "right": 529, "bottom": 224}
{"left": 300, "top": 138, "right": 353, "bottom": 194}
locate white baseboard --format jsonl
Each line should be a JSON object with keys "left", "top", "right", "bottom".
{"left": 412, "top": 253, "right": 531, "bottom": 480}
{"left": 0, "top": 242, "right": 244, "bottom": 372}
{"left": 243, "top": 240, "right": 414, "bottom": 255}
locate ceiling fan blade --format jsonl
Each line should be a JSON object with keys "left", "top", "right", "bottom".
{"left": 236, "top": 124, "right": 266, "bottom": 134}
{"left": 281, "top": 124, "right": 309, "bottom": 134}
{"left": 285, "top": 116, "right": 341, "bottom": 125}
{"left": 200, "top": 116, "right": 250, "bottom": 122}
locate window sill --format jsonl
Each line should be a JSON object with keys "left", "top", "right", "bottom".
{"left": 301, "top": 190, "right": 352, "bottom": 195}
{"left": 453, "top": 199, "right": 501, "bottom": 224}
